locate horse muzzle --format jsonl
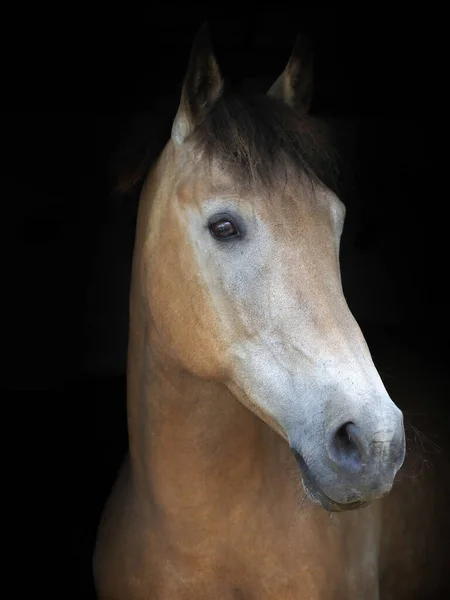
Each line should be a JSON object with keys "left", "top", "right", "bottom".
{"left": 290, "top": 414, "right": 406, "bottom": 511}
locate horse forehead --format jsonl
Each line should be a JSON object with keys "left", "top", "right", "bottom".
{"left": 175, "top": 177, "right": 341, "bottom": 215}
{"left": 171, "top": 156, "right": 344, "bottom": 227}
{"left": 173, "top": 159, "right": 228, "bottom": 204}
{"left": 250, "top": 186, "right": 345, "bottom": 234}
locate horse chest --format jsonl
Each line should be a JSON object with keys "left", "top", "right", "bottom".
{"left": 95, "top": 474, "right": 381, "bottom": 600}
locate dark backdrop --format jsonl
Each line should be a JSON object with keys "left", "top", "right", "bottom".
{"left": 4, "top": 3, "right": 448, "bottom": 597}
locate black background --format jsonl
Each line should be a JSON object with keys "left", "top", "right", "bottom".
{"left": 5, "top": 3, "right": 448, "bottom": 597}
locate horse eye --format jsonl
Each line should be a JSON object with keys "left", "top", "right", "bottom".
{"left": 209, "top": 218, "right": 239, "bottom": 239}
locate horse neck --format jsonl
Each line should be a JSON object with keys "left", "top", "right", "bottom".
{"left": 126, "top": 301, "right": 286, "bottom": 522}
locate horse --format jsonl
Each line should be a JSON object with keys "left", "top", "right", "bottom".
{"left": 93, "top": 26, "right": 449, "bottom": 599}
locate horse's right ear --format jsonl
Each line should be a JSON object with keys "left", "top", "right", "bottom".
{"left": 171, "top": 24, "right": 224, "bottom": 146}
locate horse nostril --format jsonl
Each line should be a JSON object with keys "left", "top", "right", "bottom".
{"left": 328, "top": 422, "right": 366, "bottom": 473}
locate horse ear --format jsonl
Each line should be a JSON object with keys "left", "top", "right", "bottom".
{"left": 268, "top": 34, "right": 313, "bottom": 113}
{"left": 171, "top": 24, "right": 224, "bottom": 146}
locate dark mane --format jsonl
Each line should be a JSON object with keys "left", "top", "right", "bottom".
{"left": 114, "top": 91, "right": 339, "bottom": 199}
{"left": 193, "top": 91, "right": 339, "bottom": 193}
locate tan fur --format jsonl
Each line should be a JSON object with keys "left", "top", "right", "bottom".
{"left": 94, "top": 149, "right": 448, "bottom": 600}
{"left": 94, "top": 29, "right": 449, "bottom": 599}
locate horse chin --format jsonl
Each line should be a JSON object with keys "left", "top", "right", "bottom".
{"left": 294, "top": 452, "right": 370, "bottom": 513}
{"left": 303, "top": 480, "right": 369, "bottom": 513}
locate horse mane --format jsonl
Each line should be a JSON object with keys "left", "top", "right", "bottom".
{"left": 113, "top": 89, "right": 339, "bottom": 200}
{"left": 193, "top": 91, "right": 339, "bottom": 194}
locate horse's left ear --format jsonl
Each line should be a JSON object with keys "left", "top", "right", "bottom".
{"left": 268, "top": 34, "right": 313, "bottom": 113}
{"left": 171, "top": 24, "right": 224, "bottom": 146}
